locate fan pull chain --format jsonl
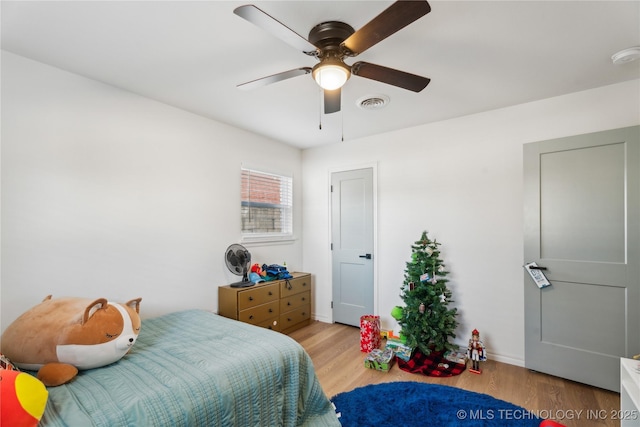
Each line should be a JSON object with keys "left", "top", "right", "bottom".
{"left": 318, "top": 87, "right": 323, "bottom": 130}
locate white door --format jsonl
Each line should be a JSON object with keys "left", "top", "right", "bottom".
{"left": 523, "top": 126, "right": 639, "bottom": 392}
{"left": 331, "top": 168, "right": 374, "bottom": 326}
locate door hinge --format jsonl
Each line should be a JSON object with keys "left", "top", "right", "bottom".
{"left": 331, "top": 243, "right": 333, "bottom": 250}
{"left": 331, "top": 301, "right": 333, "bottom": 309}
{"left": 330, "top": 185, "right": 333, "bottom": 192}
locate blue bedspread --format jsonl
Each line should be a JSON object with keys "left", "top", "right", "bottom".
{"left": 40, "top": 310, "right": 340, "bottom": 426}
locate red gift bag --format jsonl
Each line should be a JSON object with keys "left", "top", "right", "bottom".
{"left": 360, "top": 315, "right": 381, "bottom": 352}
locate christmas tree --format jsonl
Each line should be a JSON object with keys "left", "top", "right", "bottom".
{"left": 398, "top": 231, "right": 458, "bottom": 355}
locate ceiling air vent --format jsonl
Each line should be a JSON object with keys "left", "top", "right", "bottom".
{"left": 356, "top": 94, "right": 390, "bottom": 110}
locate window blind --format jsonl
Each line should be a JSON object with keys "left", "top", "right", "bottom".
{"left": 241, "top": 168, "right": 293, "bottom": 238}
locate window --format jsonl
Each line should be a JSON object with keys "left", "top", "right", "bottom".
{"left": 241, "top": 167, "right": 293, "bottom": 240}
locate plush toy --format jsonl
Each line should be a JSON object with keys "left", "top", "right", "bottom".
{"left": 0, "top": 368, "right": 48, "bottom": 427}
{"left": 390, "top": 305, "right": 406, "bottom": 342}
{"left": 0, "top": 295, "right": 142, "bottom": 386}
{"left": 250, "top": 263, "right": 265, "bottom": 276}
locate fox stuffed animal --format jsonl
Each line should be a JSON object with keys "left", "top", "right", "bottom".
{"left": 0, "top": 295, "right": 142, "bottom": 386}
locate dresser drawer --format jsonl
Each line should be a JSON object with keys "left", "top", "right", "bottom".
{"left": 255, "top": 316, "right": 281, "bottom": 332}
{"left": 280, "top": 290, "right": 310, "bottom": 312}
{"left": 239, "top": 300, "right": 279, "bottom": 324}
{"left": 280, "top": 276, "right": 311, "bottom": 297}
{"left": 237, "top": 283, "right": 279, "bottom": 310}
{"left": 279, "top": 304, "right": 310, "bottom": 329}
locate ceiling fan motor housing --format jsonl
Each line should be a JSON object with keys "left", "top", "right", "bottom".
{"left": 308, "top": 21, "right": 355, "bottom": 58}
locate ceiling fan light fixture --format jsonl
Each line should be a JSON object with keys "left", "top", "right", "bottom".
{"left": 312, "top": 57, "right": 351, "bottom": 90}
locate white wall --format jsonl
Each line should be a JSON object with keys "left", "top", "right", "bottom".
{"left": 302, "top": 79, "right": 640, "bottom": 365}
{"left": 1, "top": 51, "right": 304, "bottom": 329}
{"left": 3, "top": 49, "right": 639, "bottom": 367}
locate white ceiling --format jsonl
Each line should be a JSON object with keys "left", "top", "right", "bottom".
{"left": 2, "top": 1, "right": 639, "bottom": 149}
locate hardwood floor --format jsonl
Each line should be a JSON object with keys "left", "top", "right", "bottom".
{"left": 289, "top": 321, "right": 621, "bottom": 427}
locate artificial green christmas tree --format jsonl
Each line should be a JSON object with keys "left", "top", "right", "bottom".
{"left": 398, "top": 231, "right": 458, "bottom": 355}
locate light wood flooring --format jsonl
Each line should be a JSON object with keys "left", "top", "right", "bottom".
{"left": 289, "top": 321, "right": 621, "bottom": 427}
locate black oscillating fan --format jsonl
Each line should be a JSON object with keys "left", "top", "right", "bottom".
{"left": 225, "top": 244, "right": 254, "bottom": 288}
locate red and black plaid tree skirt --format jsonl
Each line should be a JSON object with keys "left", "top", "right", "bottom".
{"left": 397, "top": 349, "right": 466, "bottom": 377}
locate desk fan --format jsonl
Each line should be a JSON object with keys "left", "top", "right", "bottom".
{"left": 225, "top": 244, "right": 254, "bottom": 288}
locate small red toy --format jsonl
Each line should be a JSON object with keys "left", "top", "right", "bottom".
{"left": 539, "top": 420, "right": 566, "bottom": 427}
{"left": 250, "top": 263, "right": 265, "bottom": 276}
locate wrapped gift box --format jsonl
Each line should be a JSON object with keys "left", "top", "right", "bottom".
{"left": 443, "top": 348, "right": 468, "bottom": 365}
{"left": 364, "top": 348, "right": 395, "bottom": 372}
{"left": 360, "top": 315, "right": 381, "bottom": 352}
{"left": 385, "top": 338, "right": 413, "bottom": 362}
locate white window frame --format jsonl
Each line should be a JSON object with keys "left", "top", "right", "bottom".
{"left": 240, "top": 167, "right": 293, "bottom": 243}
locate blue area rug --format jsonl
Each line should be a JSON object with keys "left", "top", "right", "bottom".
{"left": 331, "top": 382, "right": 543, "bottom": 427}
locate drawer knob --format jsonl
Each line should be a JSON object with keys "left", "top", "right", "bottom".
{"left": 268, "top": 291, "right": 273, "bottom": 296}
{"left": 302, "top": 282, "right": 307, "bottom": 287}
{"left": 249, "top": 315, "right": 254, "bottom": 320}
{"left": 248, "top": 296, "right": 253, "bottom": 301}
{"left": 301, "top": 297, "right": 305, "bottom": 301}
{"left": 287, "top": 302, "right": 291, "bottom": 306}
{"left": 269, "top": 308, "right": 273, "bottom": 313}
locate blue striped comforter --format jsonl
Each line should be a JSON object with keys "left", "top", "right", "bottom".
{"left": 40, "top": 310, "right": 339, "bottom": 426}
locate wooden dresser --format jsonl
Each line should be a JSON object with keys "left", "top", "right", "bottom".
{"left": 218, "top": 272, "right": 312, "bottom": 334}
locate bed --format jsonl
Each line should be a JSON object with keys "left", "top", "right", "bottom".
{"left": 39, "top": 309, "right": 340, "bottom": 426}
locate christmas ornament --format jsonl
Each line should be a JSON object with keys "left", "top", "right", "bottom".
{"left": 431, "top": 260, "right": 438, "bottom": 283}
{"left": 440, "top": 294, "right": 446, "bottom": 303}
{"left": 419, "top": 303, "right": 425, "bottom": 314}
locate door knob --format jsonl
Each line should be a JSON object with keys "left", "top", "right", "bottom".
{"left": 359, "top": 254, "right": 372, "bottom": 259}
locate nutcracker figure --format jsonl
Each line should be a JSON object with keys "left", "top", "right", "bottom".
{"left": 467, "top": 328, "right": 486, "bottom": 374}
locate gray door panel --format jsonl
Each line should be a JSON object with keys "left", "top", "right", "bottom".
{"left": 524, "top": 125, "right": 639, "bottom": 392}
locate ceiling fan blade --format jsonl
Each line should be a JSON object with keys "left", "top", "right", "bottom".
{"left": 237, "top": 67, "right": 312, "bottom": 90}
{"left": 234, "top": 5, "right": 318, "bottom": 55}
{"left": 324, "top": 88, "right": 341, "bottom": 114}
{"left": 352, "top": 62, "right": 430, "bottom": 92}
{"left": 342, "top": 0, "right": 431, "bottom": 56}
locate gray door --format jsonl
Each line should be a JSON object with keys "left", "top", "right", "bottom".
{"left": 524, "top": 126, "right": 639, "bottom": 392}
{"left": 331, "top": 168, "right": 374, "bottom": 326}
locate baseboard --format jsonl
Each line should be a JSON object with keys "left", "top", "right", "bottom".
{"left": 489, "top": 352, "right": 525, "bottom": 367}
{"left": 312, "top": 313, "right": 331, "bottom": 323}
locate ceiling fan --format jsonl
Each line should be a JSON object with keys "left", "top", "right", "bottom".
{"left": 234, "top": 1, "right": 432, "bottom": 114}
